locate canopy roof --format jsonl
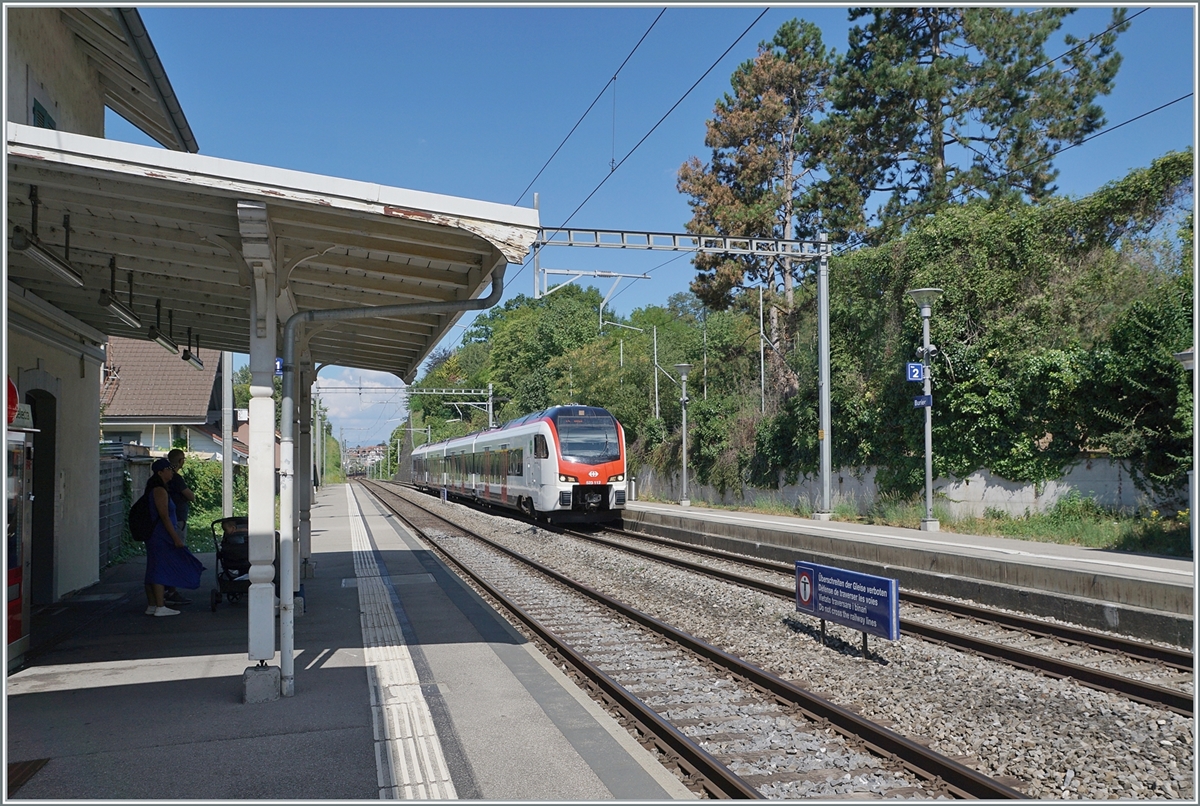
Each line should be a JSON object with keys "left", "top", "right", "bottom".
{"left": 7, "top": 123, "right": 540, "bottom": 381}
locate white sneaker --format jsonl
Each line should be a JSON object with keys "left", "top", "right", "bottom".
{"left": 153, "top": 606, "right": 180, "bottom": 617}
{"left": 145, "top": 606, "right": 157, "bottom": 615}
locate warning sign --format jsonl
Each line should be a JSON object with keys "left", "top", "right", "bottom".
{"left": 795, "top": 561, "right": 900, "bottom": 641}
{"left": 795, "top": 567, "right": 815, "bottom": 610}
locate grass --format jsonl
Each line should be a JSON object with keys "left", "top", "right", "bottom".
{"left": 637, "top": 490, "right": 1192, "bottom": 559}
{"left": 851, "top": 491, "right": 1191, "bottom": 559}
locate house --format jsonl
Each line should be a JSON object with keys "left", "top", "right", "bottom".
{"left": 100, "top": 335, "right": 249, "bottom": 464}
{"left": 6, "top": 7, "right": 538, "bottom": 683}
{"left": 6, "top": 8, "right": 199, "bottom": 640}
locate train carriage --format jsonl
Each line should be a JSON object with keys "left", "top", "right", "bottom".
{"left": 412, "top": 405, "right": 626, "bottom": 524}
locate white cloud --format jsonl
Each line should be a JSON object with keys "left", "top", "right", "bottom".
{"left": 313, "top": 365, "right": 409, "bottom": 447}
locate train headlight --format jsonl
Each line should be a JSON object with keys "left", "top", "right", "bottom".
{"left": 558, "top": 474, "right": 578, "bottom": 483}
{"left": 608, "top": 474, "right": 624, "bottom": 482}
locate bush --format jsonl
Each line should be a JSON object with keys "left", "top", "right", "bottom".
{"left": 179, "top": 456, "right": 249, "bottom": 549}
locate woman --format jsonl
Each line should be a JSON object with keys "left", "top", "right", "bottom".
{"left": 143, "top": 457, "right": 205, "bottom": 616}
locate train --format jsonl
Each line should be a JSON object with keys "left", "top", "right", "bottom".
{"left": 410, "top": 404, "right": 627, "bottom": 524}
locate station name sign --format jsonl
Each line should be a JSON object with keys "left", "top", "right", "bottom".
{"left": 795, "top": 561, "right": 900, "bottom": 641}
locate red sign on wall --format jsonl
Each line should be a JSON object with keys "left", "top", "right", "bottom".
{"left": 7, "top": 377, "right": 17, "bottom": 424}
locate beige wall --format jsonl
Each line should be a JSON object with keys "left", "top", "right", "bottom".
{"left": 6, "top": 7, "right": 104, "bottom": 135}
{"left": 7, "top": 329, "right": 104, "bottom": 598}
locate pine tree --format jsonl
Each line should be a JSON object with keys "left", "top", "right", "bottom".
{"left": 823, "top": 7, "right": 1128, "bottom": 244}
{"left": 678, "top": 19, "right": 832, "bottom": 315}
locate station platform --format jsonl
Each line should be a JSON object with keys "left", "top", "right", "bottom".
{"left": 622, "top": 501, "right": 1195, "bottom": 647}
{"left": 5, "top": 483, "right": 693, "bottom": 800}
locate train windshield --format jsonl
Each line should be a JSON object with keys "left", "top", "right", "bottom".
{"left": 555, "top": 413, "right": 620, "bottom": 463}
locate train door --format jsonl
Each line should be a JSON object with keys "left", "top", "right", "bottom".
{"left": 499, "top": 446, "right": 508, "bottom": 504}
{"left": 532, "top": 432, "right": 549, "bottom": 509}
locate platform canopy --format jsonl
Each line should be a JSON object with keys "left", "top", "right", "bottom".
{"left": 7, "top": 123, "right": 540, "bottom": 381}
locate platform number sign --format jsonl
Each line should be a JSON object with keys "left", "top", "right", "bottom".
{"left": 906, "top": 362, "right": 925, "bottom": 382}
{"left": 274, "top": 357, "right": 283, "bottom": 376}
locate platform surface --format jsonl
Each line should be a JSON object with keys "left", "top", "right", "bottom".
{"left": 5, "top": 483, "right": 692, "bottom": 801}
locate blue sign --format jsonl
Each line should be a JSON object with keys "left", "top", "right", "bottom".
{"left": 913, "top": 394, "right": 932, "bottom": 408}
{"left": 796, "top": 561, "right": 900, "bottom": 641}
{"left": 906, "top": 362, "right": 925, "bottom": 382}
{"left": 274, "top": 357, "right": 283, "bottom": 376}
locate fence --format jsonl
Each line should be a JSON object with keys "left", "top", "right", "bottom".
{"left": 98, "top": 454, "right": 126, "bottom": 567}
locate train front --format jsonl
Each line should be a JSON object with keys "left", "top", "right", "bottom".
{"left": 550, "top": 407, "right": 626, "bottom": 523}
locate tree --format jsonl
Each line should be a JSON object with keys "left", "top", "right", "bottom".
{"left": 678, "top": 19, "right": 832, "bottom": 317}
{"left": 231, "top": 364, "right": 282, "bottom": 429}
{"left": 822, "top": 7, "right": 1128, "bottom": 244}
{"left": 1082, "top": 272, "right": 1193, "bottom": 504}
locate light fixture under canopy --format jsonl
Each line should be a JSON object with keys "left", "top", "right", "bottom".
{"left": 98, "top": 258, "right": 142, "bottom": 329}
{"left": 10, "top": 186, "right": 85, "bottom": 287}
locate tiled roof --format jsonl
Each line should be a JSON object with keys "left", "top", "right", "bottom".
{"left": 101, "top": 336, "right": 218, "bottom": 421}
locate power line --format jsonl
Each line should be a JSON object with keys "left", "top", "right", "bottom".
{"left": 509, "top": 7, "right": 771, "bottom": 291}
{"left": 951, "top": 7, "right": 1147, "bottom": 175}
{"left": 833, "top": 91, "right": 1194, "bottom": 256}
{"left": 512, "top": 8, "right": 666, "bottom": 206}
{"left": 551, "top": 8, "right": 771, "bottom": 235}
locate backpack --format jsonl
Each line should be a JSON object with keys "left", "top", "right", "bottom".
{"left": 128, "top": 492, "right": 154, "bottom": 542}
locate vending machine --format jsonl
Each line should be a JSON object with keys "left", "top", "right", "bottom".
{"left": 7, "top": 427, "right": 34, "bottom": 671}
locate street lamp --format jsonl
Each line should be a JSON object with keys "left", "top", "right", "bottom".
{"left": 907, "top": 288, "right": 943, "bottom": 532}
{"left": 674, "top": 363, "right": 693, "bottom": 507}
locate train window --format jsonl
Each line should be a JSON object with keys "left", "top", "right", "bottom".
{"left": 534, "top": 434, "right": 548, "bottom": 459}
{"left": 511, "top": 448, "right": 523, "bottom": 476}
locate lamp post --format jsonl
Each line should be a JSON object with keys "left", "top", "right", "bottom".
{"left": 675, "top": 363, "right": 693, "bottom": 507}
{"left": 907, "top": 288, "right": 943, "bottom": 531}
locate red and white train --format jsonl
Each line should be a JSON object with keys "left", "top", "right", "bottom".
{"left": 411, "top": 405, "right": 627, "bottom": 524}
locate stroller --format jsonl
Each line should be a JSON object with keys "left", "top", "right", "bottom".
{"left": 209, "top": 517, "right": 279, "bottom": 611}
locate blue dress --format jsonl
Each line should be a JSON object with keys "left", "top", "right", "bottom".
{"left": 144, "top": 479, "right": 205, "bottom": 589}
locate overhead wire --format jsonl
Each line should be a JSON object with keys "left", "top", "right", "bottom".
{"left": 949, "top": 8, "right": 1149, "bottom": 176}
{"left": 509, "top": 7, "right": 772, "bottom": 291}
{"left": 610, "top": 8, "right": 1149, "bottom": 312}
{"left": 512, "top": 8, "right": 666, "bottom": 207}
{"left": 832, "top": 90, "right": 1194, "bottom": 256}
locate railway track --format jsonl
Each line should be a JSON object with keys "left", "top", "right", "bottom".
{"left": 547, "top": 523, "right": 1194, "bottom": 717}
{"left": 361, "top": 479, "right": 1023, "bottom": 799}
{"left": 382, "top": 479, "right": 1192, "bottom": 717}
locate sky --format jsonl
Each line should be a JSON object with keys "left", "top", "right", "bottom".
{"left": 103, "top": 4, "right": 1197, "bottom": 447}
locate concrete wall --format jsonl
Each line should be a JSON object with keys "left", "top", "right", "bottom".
{"left": 634, "top": 455, "right": 1156, "bottom": 519}
{"left": 7, "top": 330, "right": 104, "bottom": 599}
{"left": 6, "top": 7, "right": 105, "bottom": 137}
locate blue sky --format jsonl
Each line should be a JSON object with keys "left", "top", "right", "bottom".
{"left": 106, "top": 5, "right": 1196, "bottom": 447}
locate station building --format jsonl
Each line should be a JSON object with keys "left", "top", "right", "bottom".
{"left": 5, "top": 7, "right": 540, "bottom": 682}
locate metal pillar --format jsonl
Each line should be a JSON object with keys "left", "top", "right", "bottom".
{"left": 816, "top": 232, "right": 832, "bottom": 519}
{"left": 653, "top": 326, "right": 660, "bottom": 419}
{"left": 297, "top": 350, "right": 313, "bottom": 572}
{"left": 759, "top": 286, "right": 765, "bottom": 415}
{"left": 908, "top": 287, "right": 943, "bottom": 532}
{"left": 676, "top": 363, "right": 692, "bottom": 507}
{"left": 221, "top": 350, "right": 234, "bottom": 517}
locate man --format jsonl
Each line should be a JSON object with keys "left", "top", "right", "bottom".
{"left": 164, "top": 449, "right": 196, "bottom": 606}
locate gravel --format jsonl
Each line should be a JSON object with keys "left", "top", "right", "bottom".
{"left": 411, "top": 490, "right": 1196, "bottom": 800}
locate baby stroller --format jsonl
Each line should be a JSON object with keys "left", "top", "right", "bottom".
{"left": 209, "top": 517, "right": 279, "bottom": 611}
{"left": 210, "top": 516, "right": 250, "bottom": 611}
